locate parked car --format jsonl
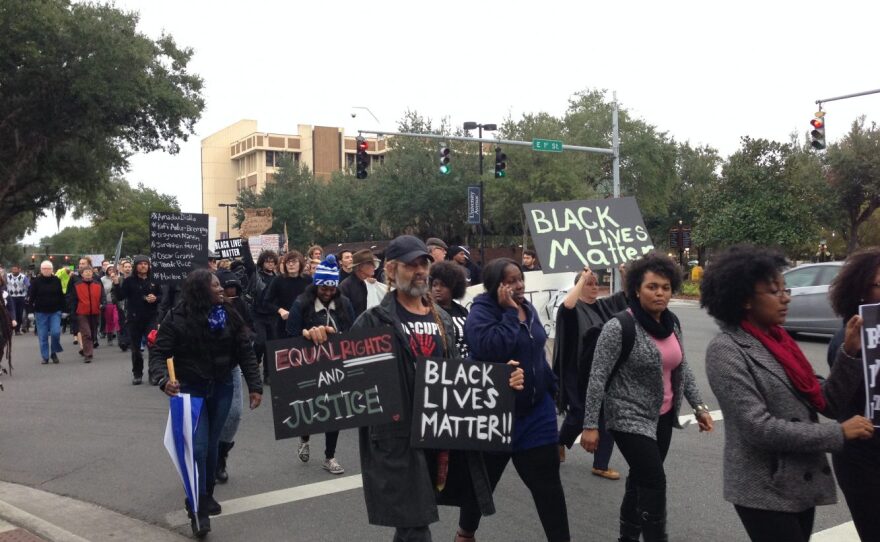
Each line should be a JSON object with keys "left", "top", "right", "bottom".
{"left": 782, "top": 262, "right": 842, "bottom": 335}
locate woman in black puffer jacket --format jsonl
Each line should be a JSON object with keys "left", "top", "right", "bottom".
{"left": 148, "top": 269, "right": 262, "bottom": 537}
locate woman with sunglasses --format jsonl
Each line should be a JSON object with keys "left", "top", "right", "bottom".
{"left": 703, "top": 245, "right": 873, "bottom": 542}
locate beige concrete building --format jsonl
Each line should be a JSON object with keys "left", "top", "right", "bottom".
{"left": 201, "top": 120, "right": 388, "bottom": 237}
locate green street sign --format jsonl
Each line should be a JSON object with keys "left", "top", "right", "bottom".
{"left": 532, "top": 138, "right": 564, "bottom": 152}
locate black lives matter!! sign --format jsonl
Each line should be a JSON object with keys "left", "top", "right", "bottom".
{"left": 214, "top": 237, "right": 243, "bottom": 259}
{"left": 149, "top": 212, "right": 209, "bottom": 284}
{"left": 266, "top": 327, "right": 405, "bottom": 440}
{"left": 523, "top": 197, "right": 655, "bottom": 273}
{"left": 859, "top": 302, "right": 880, "bottom": 428}
{"left": 411, "top": 357, "right": 515, "bottom": 452}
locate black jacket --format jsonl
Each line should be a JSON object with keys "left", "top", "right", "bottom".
{"left": 28, "top": 275, "right": 66, "bottom": 313}
{"left": 352, "top": 292, "right": 494, "bottom": 527}
{"left": 148, "top": 304, "right": 262, "bottom": 395}
{"left": 112, "top": 274, "right": 161, "bottom": 321}
{"left": 338, "top": 274, "right": 368, "bottom": 317}
{"left": 285, "top": 285, "right": 356, "bottom": 337}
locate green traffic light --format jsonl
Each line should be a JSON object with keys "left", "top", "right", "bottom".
{"left": 440, "top": 165, "right": 451, "bottom": 175}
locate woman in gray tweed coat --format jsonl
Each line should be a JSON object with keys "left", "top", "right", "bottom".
{"left": 581, "top": 252, "right": 713, "bottom": 542}
{"left": 702, "top": 245, "right": 873, "bottom": 542}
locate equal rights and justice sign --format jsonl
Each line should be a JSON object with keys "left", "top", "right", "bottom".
{"left": 859, "top": 302, "right": 880, "bottom": 427}
{"left": 411, "top": 357, "right": 515, "bottom": 452}
{"left": 149, "top": 212, "right": 209, "bottom": 284}
{"left": 266, "top": 327, "right": 405, "bottom": 440}
{"left": 523, "top": 196, "right": 655, "bottom": 273}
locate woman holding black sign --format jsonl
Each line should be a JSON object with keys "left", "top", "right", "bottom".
{"left": 581, "top": 252, "right": 712, "bottom": 542}
{"left": 702, "top": 245, "right": 872, "bottom": 542}
{"left": 460, "top": 257, "right": 570, "bottom": 542}
{"left": 826, "top": 247, "right": 880, "bottom": 541}
{"left": 148, "top": 269, "right": 263, "bottom": 537}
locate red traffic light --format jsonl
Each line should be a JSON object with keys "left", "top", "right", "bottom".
{"left": 810, "top": 118, "right": 824, "bottom": 129}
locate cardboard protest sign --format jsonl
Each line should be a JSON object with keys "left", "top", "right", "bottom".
{"left": 149, "top": 212, "right": 209, "bottom": 285}
{"left": 411, "top": 357, "right": 514, "bottom": 452}
{"left": 523, "top": 197, "right": 655, "bottom": 273}
{"left": 214, "top": 237, "right": 243, "bottom": 259}
{"left": 266, "top": 327, "right": 405, "bottom": 440}
{"left": 239, "top": 207, "right": 273, "bottom": 238}
{"left": 859, "top": 302, "right": 880, "bottom": 428}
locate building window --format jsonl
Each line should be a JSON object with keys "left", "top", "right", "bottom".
{"left": 266, "top": 151, "right": 300, "bottom": 167}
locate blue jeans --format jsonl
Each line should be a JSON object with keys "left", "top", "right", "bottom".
{"left": 180, "top": 376, "right": 234, "bottom": 496}
{"left": 35, "top": 311, "right": 63, "bottom": 361}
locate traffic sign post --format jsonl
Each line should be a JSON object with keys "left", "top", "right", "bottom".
{"left": 532, "top": 138, "right": 564, "bottom": 152}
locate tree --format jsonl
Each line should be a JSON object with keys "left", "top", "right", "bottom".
{"left": 824, "top": 117, "right": 880, "bottom": 254}
{"left": 0, "top": 1, "right": 203, "bottom": 238}
{"left": 693, "top": 138, "right": 826, "bottom": 255}
{"left": 40, "top": 179, "right": 179, "bottom": 257}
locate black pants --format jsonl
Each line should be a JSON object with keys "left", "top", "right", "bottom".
{"left": 252, "top": 317, "right": 275, "bottom": 376}
{"left": 301, "top": 431, "right": 340, "bottom": 459}
{"left": 734, "top": 505, "right": 814, "bottom": 542}
{"left": 610, "top": 410, "right": 674, "bottom": 533}
{"left": 128, "top": 316, "right": 156, "bottom": 377}
{"left": 8, "top": 297, "right": 24, "bottom": 333}
{"left": 832, "top": 441, "right": 880, "bottom": 541}
{"left": 458, "top": 443, "right": 569, "bottom": 542}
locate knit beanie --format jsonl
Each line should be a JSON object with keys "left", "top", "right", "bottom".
{"left": 313, "top": 254, "right": 340, "bottom": 287}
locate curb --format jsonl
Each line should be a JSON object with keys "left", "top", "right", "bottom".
{"left": 0, "top": 500, "right": 86, "bottom": 542}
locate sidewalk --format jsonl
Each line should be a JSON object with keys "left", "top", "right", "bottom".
{"left": 0, "top": 481, "right": 188, "bottom": 542}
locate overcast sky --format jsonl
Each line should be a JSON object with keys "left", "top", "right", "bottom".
{"left": 24, "top": 0, "right": 877, "bottom": 244}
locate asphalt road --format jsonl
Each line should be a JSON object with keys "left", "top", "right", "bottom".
{"left": 0, "top": 303, "right": 856, "bottom": 541}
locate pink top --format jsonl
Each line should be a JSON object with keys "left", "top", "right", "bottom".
{"left": 652, "top": 333, "right": 682, "bottom": 414}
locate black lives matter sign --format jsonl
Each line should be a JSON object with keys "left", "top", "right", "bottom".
{"left": 149, "top": 212, "right": 209, "bottom": 284}
{"left": 860, "top": 303, "right": 880, "bottom": 428}
{"left": 266, "top": 327, "right": 405, "bottom": 440}
{"left": 524, "top": 197, "right": 655, "bottom": 273}
{"left": 411, "top": 357, "right": 514, "bottom": 452}
{"left": 214, "top": 237, "right": 243, "bottom": 259}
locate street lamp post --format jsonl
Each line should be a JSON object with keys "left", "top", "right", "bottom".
{"left": 218, "top": 203, "right": 237, "bottom": 238}
{"left": 463, "top": 122, "right": 497, "bottom": 266}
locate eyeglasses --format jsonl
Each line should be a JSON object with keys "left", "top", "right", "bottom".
{"left": 759, "top": 288, "right": 792, "bottom": 298}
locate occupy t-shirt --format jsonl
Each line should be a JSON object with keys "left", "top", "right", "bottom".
{"left": 396, "top": 304, "right": 443, "bottom": 359}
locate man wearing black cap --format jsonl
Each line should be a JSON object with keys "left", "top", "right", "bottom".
{"left": 352, "top": 235, "right": 504, "bottom": 542}
{"left": 448, "top": 246, "right": 481, "bottom": 286}
{"left": 111, "top": 255, "right": 161, "bottom": 385}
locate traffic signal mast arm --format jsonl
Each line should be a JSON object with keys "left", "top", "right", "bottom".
{"left": 356, "top": 129, "right": 615, "bottom": 155}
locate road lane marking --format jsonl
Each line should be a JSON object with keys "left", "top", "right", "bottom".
{"left": 813, "top": 521, "right": 858, "bottom": 541}
{"left": 165, "top": 475, "right": 363, "bottom": 526}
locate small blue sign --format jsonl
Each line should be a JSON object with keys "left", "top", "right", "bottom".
{"left": 467, "top": 186, "right": 481, "bottom": 224}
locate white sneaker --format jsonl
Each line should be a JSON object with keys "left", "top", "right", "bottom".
{"left": 322, "top": 458, "right": 344, "bottom": 475}
{"left": 297, "top": 440, "right": 310, "bottom": 463}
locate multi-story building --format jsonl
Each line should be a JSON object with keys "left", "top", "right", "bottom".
{"left": 201, "top": 120, "right": 387, "bottom": 237}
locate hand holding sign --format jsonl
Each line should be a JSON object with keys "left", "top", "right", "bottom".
{"left": 303, "top": 326, "right": 336, "bottom": 344}
{"left": 508, "top": 360, "right": 524, "bottom": 391}
{"left": 844, "top": 314, "right": 863, "bottom": 357}
{"left": 841, "top": 415, "right": 874, "bottom": 440}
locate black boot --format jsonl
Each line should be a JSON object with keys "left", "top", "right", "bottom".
{"left": 618, "top": 476, "right": 641, "bottom": 542}
{"left": 638, "top": 486, "right": 668, "bottom": 542}
{"left": 216, "top": 441, "right": 234, "bottom": 484}
{"left": 201, "top": 493, "right": 222, "bottom": 516}
{"left": 185, "top": 499, "right": 211, "bottom": 538}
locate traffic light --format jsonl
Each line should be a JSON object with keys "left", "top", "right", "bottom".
{"left": 494, "top": 147, "right": 507, "bottom": 178}
{"left": 438, "top": 146, "right": 451, "bottom": 175}
{"left": 810, "top": 112, "right": 826, "bottom": 150}
{"left": 356, "top": 136, "right": 369, "bottom": 179}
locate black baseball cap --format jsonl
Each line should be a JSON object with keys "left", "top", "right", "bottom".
{"left": 385, "top": 235, "right": 433, "bottom": 264}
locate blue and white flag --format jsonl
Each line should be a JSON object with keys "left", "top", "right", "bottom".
{"left": 164, "top": 393, "right": 204, "bottom": 522}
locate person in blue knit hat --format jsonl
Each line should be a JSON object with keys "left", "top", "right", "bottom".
{"left": 285, "top": 254, "right": 357, "bottom": 474}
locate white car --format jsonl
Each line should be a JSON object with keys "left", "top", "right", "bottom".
{"left": 782, "top": 262, "right": 843, "bottom": 336}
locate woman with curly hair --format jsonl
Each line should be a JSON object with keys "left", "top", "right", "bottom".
{"left": 702, "top": 245, "right": 872, "bottom": 542}
{"left": 581, "top": 251, "right": 712, "bottom": 542}
{"left": 148, "top": 269, "right": 263, "bottom": 538}
{"left": 429, "top": 260, "right": 471, "bottom": 358}
{"left": 826, "top": 247, "right": 880, "bottom": 541}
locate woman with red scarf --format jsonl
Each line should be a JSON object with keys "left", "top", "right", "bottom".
{"left": 703, "top": 245, "right": 873, "bottom": 542}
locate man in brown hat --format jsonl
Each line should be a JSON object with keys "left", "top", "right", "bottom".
{"left": 338, "top": 248, "right": 376, "bottom": 317}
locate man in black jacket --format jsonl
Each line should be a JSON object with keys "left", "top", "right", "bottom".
{"left": 111, "top": 255, "right": 161, "bottom": 385}
{"left": 338, "top": 249, "right": 376, "bottom": 318}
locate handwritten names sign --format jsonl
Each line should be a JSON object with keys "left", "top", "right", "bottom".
{"left": 523, "top": 197, "right": 655, "bottom": 273}
{"left": 149, "top": 212, "right": 209, "bottom": 285}
{"left": 266, "top": 327, "right": 405, "bottom": 440}
{"left": 411, "top": 357, "right": 514, "bottom": 452}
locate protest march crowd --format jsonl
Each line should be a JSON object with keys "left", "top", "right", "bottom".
{"left": 1, "top": 229, "right": 879, "bottom": 542}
